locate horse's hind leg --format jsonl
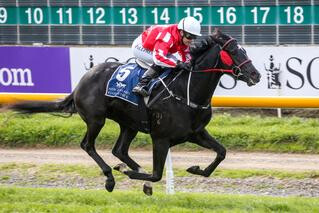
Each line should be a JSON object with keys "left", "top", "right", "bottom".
{"left": 81, "top": 120, "right": 115, "bottom": 192}
{"left": 112, "top": 125, "right": 153, "bottom": 195}
{"left": 187, "top": 129, "right": 226, "bottom": 177}
{"left": 112, "top": 125, "right": 140, "bottom": 171}
{"left": 123, "top": 137, "right": 170, "bottom": 182}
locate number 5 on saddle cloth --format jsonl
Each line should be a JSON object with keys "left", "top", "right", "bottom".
{"left": 106, "top": 62, "right": 171, "bottom": 106}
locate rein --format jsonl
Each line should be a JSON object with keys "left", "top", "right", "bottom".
{"left": 190, "top": 58, "right": 251, "bottom": 75}
{"left": 192, "top": 67, "right": 233, "bottom": 73}
{"left": 190, "top": 58, "right": 251, "bottom": 79}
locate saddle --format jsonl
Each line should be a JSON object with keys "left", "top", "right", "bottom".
{"left": 105, "top": 62, "right": 172, "bottom": 106}
{"left": 105, "top": 61, "right": 172, "bottom": 133}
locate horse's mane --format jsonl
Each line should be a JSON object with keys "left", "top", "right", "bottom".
{"left": 190, "top": 37, "right": 221, "bottom": 71}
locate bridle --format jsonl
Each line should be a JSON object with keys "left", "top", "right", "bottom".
{"left": 148, "top": 37, "right": 253, "bottom": 110}
{"left": 190, "top": 37, "right": 251, "bottom": 78}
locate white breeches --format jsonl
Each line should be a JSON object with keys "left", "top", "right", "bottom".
{"left": 131, "top": 35, "right": 154, "bottom": 65}
{"left": 131, "top": 35, "right": 180, "bottom": 67}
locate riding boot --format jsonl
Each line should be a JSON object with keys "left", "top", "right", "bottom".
{"left": 132, "top": 64, "right": 161, "bottom": 97}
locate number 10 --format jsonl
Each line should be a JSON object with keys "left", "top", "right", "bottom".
{"left": 25, "top": 8, "right": 43, "bottom": 24}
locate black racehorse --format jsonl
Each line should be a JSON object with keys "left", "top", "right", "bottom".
{"left": 8, "top": 29, "right": 261, "bottom": 194}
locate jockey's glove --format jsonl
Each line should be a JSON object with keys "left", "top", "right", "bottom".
{"left": 176, "top": 61, "right": 191, "bottom": 71}
{"left": 190, "top": 36, "right": 215, "bottom": 58}
{"left": 201, "top": 36, "right": 214, "bottom": 47}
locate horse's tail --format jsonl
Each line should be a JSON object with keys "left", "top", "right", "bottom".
{"left": 9, "top": 92, "right": 76, "bottom": 115}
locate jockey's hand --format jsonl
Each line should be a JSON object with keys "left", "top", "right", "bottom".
{"left": 176, "top": 61, "right": 191, "bottom": 71}
{"left": 200, "top": 36, "right": 214, "bottom": 47}
{"left": 190, "top": 36, "right": 215, "bottom": 58}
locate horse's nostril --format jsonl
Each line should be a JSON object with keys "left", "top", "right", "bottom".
{"left": 251, "top": 71, "right": 261, "bottom": 80}
{"left": 251, "top": 72, "right": 257, "bottom": 78}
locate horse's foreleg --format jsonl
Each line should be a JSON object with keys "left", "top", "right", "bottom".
{"left": 187, "top": 129, "right": 226, "bottom": 177}
{"left": 111, "top": 125, "right": 153, "bottom": 195}
{"left": 81, "top": 120, "right": 115, "bottom": 192}
{"left": 123, "top": 138, "right": 169, "bottom": 182}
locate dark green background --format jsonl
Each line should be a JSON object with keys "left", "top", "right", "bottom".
{"left": 0, "top": 6, "right": 317, "bottom": 25}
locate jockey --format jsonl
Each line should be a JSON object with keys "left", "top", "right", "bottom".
{"left": 132, "top": 16, "right": 202, "bottom": 97}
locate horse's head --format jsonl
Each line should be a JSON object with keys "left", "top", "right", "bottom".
{"left": 212, "top": 28, "right": 261, "bottom": 86}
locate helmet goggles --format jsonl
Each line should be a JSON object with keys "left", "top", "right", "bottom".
{"left": 184, "top": 31, "right": 197, "bottom": 40}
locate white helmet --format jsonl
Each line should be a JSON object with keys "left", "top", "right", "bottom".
{"left": 177, "top": 16, "right": 202, "bottom": 36}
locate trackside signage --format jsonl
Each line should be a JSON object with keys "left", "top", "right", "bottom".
{"left": 70, "top": 46, "right": 319, "bottom": 97}
{"left": 2, "top": 46, "right": 317, "bottom": 105}
{"left": 215, "top": 46, "right": 319, "bottom": 97}
{"left": 69, "top": 47, "right": 134, "bottom": 90}
{"left": 0, "top": 46, "right": 71, "bottom": 93}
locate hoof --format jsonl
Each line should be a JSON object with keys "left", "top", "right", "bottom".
{"left": 113, "top": 163, "right": 128, "bottom": 173}
{"left": 105, "top": 179, "right": 115, "bottom": 192}
{"left": 143, "top": 182, "right": 153, "bottom": 196}
{"left": 186, "top": 165, "right": 201, "bottom": 175}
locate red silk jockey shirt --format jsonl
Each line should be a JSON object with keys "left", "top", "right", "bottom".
{"left": 141, "top": 24, "right": 191, "bottom": 68}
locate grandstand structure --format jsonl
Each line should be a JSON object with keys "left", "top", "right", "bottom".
{"left": 0, "top": 0, "right": 318, "bottom": 45}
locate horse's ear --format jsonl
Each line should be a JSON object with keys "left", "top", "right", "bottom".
{"left": 212, "top": 28, "right": 221, "bottom": 37}
{"left": 211, "top": 28, "right": 223, "bottom": 45}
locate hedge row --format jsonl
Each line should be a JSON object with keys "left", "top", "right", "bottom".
{"left": 0, "top": 112, "right": 318, "bottom": 153}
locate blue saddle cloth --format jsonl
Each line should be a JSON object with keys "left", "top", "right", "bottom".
{"left": 106, "top": 63, "right": 171, "bottom": 105}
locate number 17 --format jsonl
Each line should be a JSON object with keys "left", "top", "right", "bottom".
{"left": 250, "top": 7, "right": 270, "bottom": 24}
